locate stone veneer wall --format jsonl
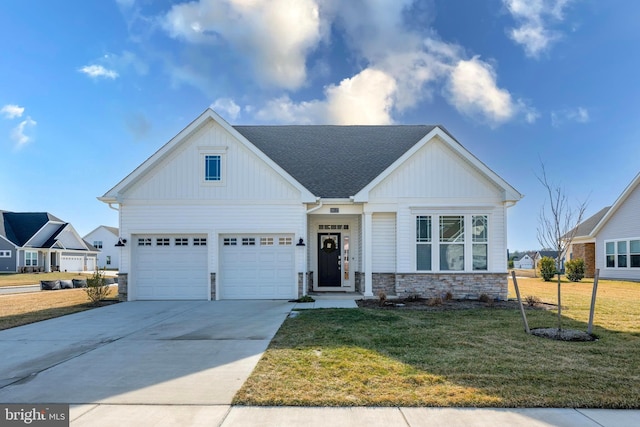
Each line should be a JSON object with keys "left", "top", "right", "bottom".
{"left": 210, "top": 273, "right": 216, "bottom": 300}
{"left": 354, "top": 272, "right": 363, "bottom": 293}
{"left": 117, "top": 273, "right": 128, "bottom": 301}
{"left": 395, "top": 273, "right": 508, "bottom": 300}
{"left": 372, "top": 273, "right": 396, "bottom": 296}
{"left": 571, "top": 243, "right": 596, "bottom": 278}
{"left": 305, "top": 272, "right": 314, "bottom": 294}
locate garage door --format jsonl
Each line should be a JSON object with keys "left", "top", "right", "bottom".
{"left": 61, "top": 256, "right": 84, "bottom": 272}
{"left": 133, "top": 234, "right": 208, "bottom": 300}
{"left": 219, "top": 234, "right": 296, "bottom": 299}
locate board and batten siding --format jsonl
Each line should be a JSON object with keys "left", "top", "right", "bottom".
{"left": 368, "top": 138, "right": 503, "bottom": 202}
{"left": 595, "top": 181, "right": 640, "bottom": 280}
{"left": 372, "top": 213, "right": 396, "bottom": 272}
{"left": 118, "top": 203, "right": 306, "bottom": 276}
{"left": 125, "top": 121, "right": 301, "bottom": 202}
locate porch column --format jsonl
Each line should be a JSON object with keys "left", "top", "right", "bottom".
{"left": 45, "top": 250, "right": 50, "bottom": 273}
{"left": 363, "top": 212, "right": 373, "bottom": 297}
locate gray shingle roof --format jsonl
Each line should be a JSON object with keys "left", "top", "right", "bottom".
{"left": 0, "top": 212, "right": 63, "bottom": 247}
{"left": 233, "top": 125, "right": 439, "bottom": 198}
{"left": 565, "top": 206, "right": 611, "bottom": 239}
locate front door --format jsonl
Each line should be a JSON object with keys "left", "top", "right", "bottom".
{"left": 318, "top": 233, "right": 341, "bottom": 287}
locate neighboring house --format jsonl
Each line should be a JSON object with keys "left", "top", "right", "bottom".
{"left": 513, "top": 254, "right": 534, "bottom": 269}
{"left": 99, "top": 108, "right": 522, "bottom": 301}
{"left": 83, "top": 226, "right": 120, "bottom": 270}
{"left": 568, "top": 172, "right": 640, "bottom": 281}
{"left": 0, "top": 211, "right": 98, "bottom": 273}
{"left": 565, "top": 207, "right": 610, "bottom": 278}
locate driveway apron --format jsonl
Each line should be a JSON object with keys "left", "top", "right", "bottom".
{"left": 0, "top": 300, "right": 294, "bottom": 404}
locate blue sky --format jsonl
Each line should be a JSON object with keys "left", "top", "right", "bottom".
{"left": 1, "top": 0, "right": 639, "bottom": 251}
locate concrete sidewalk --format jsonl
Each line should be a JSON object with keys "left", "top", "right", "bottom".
{"left": 69, "top": 405, "right": 640, "bottom": 426}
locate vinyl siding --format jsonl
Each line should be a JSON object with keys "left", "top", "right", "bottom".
{"left": 0, "top": 239, "right": 16, "bottom": 272}
{"left": 372, "top": 213, "right": 396, "bottom": 272}
{"left": 84, "top": 227, "right": 120, "bottom": 269}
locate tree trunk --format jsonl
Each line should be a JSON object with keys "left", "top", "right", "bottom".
{"left": 556, "top": 272, "right": 562, "bottom": 331}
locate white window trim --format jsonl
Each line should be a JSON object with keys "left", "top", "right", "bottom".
{"left": 199, "top": 147, "right": 227, "bottom": 186}
{"left": 604, "top": 238, "right": 640, "bottom": 269}
{"left": 414, "top": 213, "right": 490, "bottom": 273}
{"left": 25, "top": 250, "right": 38, "bottom": 266}
{"left": 0, "top": 250, "right": 11, "bottom": 258}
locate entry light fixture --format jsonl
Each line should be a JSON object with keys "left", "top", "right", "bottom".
{"left": 115, "top": 238, "right": 127, "bottom": 247}
{"left": 296, "top": 238, "right": 306, "bottom": 247}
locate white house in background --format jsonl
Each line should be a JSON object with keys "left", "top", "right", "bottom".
{"left": 569, "top": 172, "right": 640, "bottom": 281}
{"left": 83, "top": 225, "right": 120, "bottom": 270}
{"left": 0, "top": 211, "right": 98, "bottom": 273}
{"left": 99, "top": 108, "right": 522, "bottom": 301}
{"left": 513, "top": 254, "right": 534, "bottom": 269}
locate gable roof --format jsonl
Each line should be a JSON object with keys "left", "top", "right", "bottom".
{"left": 591, "top": 171, "right": 640, "bottom": 236}
{"left": 0, "top": 211, "right": 64, "bottom": 246}
{"left": 84, "top": 225, "right": 119, "bottom": 239}
{"left": 565, "top": 206, "right": 611, "bottom": 239}
{"left": 234, "top": 125, "right": 436, "bottom": 198}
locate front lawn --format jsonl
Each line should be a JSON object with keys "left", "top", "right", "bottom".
{"left": 0, "top": 272, "right": 92, "bottom": 287}
{"left": 234, "top": 277, "right": 640, "bottom": 408}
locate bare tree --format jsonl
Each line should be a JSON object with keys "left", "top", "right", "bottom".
{"left": 536, "top": 163, "right": 588, "bottom": 331}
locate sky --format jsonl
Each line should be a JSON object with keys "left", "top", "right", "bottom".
{"left": 1, "top": 0, "right": 639, "bottom": 251}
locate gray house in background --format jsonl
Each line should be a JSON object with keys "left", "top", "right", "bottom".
{"left": 0, "top": 211, "right": 98, "bottom": 273}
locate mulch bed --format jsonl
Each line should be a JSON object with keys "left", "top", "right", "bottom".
{"left": 356, "top": 297, "right": 555, "bottom": 311}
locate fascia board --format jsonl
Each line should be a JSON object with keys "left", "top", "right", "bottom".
{"left": 591, "top": 171, "right": 640, "bottom": 237}
{"left": 353, "top": 127, "right": 524, "bottom": 203}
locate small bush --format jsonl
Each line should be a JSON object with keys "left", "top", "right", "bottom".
{"left": 538, "top": 257, "right": 557, "bottom": 281}
{"left": 295, "top": 295, "right": 315, "bottom": 303}
{"left": 377, "top": 291, "right": 387, "bottom": 307}
{"left": 85, "top": 269, "right": 110, "bottom": 306}
{"left": 479, "top": 293, "right": 492, "bottom": 303}
{"left": 525, "top": 295, "right": 542, "bottom": 307}
{"left": 565, "top": 258, "right": 585, "bottom": 282}
{"left": 444, "top": 291, "right": 453, "bottom": 301}
{"left": 426, "top": 297, "right": 443, "bottom": 306}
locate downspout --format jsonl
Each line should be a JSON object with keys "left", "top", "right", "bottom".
{"left": 302, "top": 198, "right": 323, "bottom": 296}
{"left": 107, "top": 203, "right": 119, "bottom": 211}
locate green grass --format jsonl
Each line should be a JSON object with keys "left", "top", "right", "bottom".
{"left": 235, "top": 277, "right": 640, "bottom": 408}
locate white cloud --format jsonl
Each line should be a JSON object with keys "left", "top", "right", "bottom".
{"left": 211, "top": 98, "right": 241, "bottom": 120}
{"left": 1, "top": 104, "right": 25, "bottom": 119}
{"left": 503, "top": 0, "right": 572, "bottom": 58}
{"left": 255, "top": 68, "right": 396, "bottom": 125}
{"left": 551, "top": 107, "right": 590, "bottom": 127}
{"left": 163, "top": 0, "right": 322, "bottom": 90}
{"left": 79, "top": 64, "right": 119, "bottom": 79}
{"left": 11, "top": 117, "right": 37, "bottom": 146}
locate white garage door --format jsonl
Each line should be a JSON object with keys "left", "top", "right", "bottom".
{"left": 61, "top": 256, "right": 84, "bottom": 272}
{"left": 133, "top": 234, "right": 208, "bottom": 300}
{"left": 219, "top": 234, "right": 296, "bottom": 299}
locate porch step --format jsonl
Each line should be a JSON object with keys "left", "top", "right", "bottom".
{"left": 307, "top": 292, "right": 363, "bottom": 301}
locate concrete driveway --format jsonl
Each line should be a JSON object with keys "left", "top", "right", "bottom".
{"left": 0, "top": 300, "right": 294, "bottom": 406}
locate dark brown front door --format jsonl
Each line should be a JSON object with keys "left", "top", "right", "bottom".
{"left": 318, "top": 233, "right": 341, "bottom": 287}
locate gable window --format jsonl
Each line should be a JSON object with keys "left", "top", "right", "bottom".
{"left": 25, "top": 251, "right": 38, "bottom": 266}
{"left": 0, "top": 250, "right": 11, "bottom": 258}
{"left": 106, "top": 256, "right": 111, "bottom": 265}
{"left": 93, "top": 241, "right": 103, "bottom": 249}
{"left": 204, "top": 155, "right": 221, "bottom": 181}
{"left": 416, "top": 216, "right": 432, "bottom": 271}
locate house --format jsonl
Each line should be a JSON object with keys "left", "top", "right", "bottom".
{"left": 0, "top": 211, "right": 98, "bottom": 273}
{"left": 513, "top": 253, "right": 534, "bottom": 269}
{"left": 568, "top": 172, "right": 640, "bottom": 281}
{"left": 99, "top": 108, "right": 522, "bottom": 301}
{"left": 83, "top": 226, "right": 120, "bottom": 270}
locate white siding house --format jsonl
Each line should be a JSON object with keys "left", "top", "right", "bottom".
{"left": 100, "top": 109, "right": 522, "bottom": 301}
{"left": 83, "top": 226, "right": 120, "bottom": 270}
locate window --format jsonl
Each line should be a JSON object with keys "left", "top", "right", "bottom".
{"left": 606, "top": 242, "right": 615, "bottom": 267}
{"left": 440, "top": 216, "right": 464, "bottom": 271}
{"left": 138, "top": 238, "right": 151, "bottom": 246}
{"left": 242, "top": 237, "right": 256, "bottom": 246}
{"left": 156, "top": 238, "right": 170, "bottom": 246}
{"left": 193, "top": 237, "right": 207, "bottom": 246}
{"left": 93, "top": 241, "right": 103, "bottom": 249}
{"left": 106, "top": 256, "right": 111, "bottom": 265}
{"left": 472, "top": 215, "right": 488, "bottom": 271}
{"left": 631, "top": 240, "right": 640, "bottom": 268}
{"left": 25, "top": 251, "right": 38, "bottom": 266}
{"left": 260, "top": 237, "right": 274, "bottom": 246}
{"left": 416, "top": 216, "right": 432, "bottom": 271}
{"left": 223, "top": 238, "right": 237, "bottom": 246}
{"left": 175, "top": 238, "right": 189, "bottom": 246}
{"left": 617, "top": 241, "right": 628, "bottom": 267}
{"left": 279, "top": 237, "right": 293, "bottom": 245}
{"left": 204, "top": 155, "right": 221, "bottom": 181}
{"left": 0, "top": 250, "right": 11, "bottom": 258}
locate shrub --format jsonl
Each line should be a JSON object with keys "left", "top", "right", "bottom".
{"left": 377, "top": 291, "right": 387, "bottom": 307}
{"left": 525, "top": 295, "right": 542, "bottom": 307}
{"left": 426, "top": 297, "right": 443, "bottom": 306}
{"left": 85, "top": 269, "right": 110, "bottom": 306}
{"left": 538, "top": 256, "right": 556, "bottom": 281}
{"left": 478, "top": 293, "right": 492, "bottom": 303}
{"left": 444, "top": 291, "right": 453, "bottom": 301}
{"left": 565, "top": 258, "right": 585, "bottom": 282}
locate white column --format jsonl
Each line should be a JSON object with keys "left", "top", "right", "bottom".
{"left": 363, "top": 212, "right": 373, "bottom": 297}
